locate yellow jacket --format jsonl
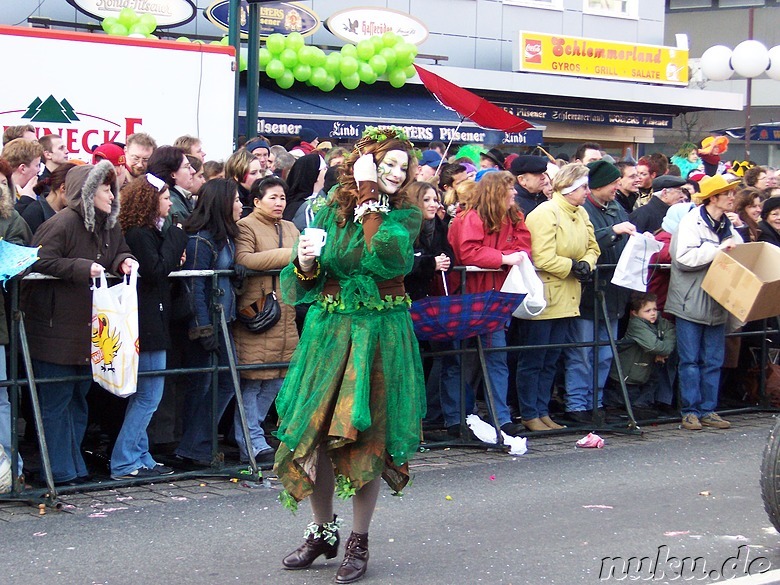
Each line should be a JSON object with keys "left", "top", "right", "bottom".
{"left": 524, "top": 192, "right": 600, "bottom": 320}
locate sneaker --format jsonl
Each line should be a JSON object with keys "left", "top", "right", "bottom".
{"left": 700, "top": 412, "right": 731, "bottom": 429}
{"left": 152, "top": 464, "right": 175, "bottom": 476}
{"left": 681, "top": 413, "right": 702, "bottom": 431}
{"left": 111, "top": 467, "right": 161, "bottom": 480}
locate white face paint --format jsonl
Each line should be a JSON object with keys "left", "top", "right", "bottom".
{"left": 376, "top": 149, "right": 408, "bottom": 195}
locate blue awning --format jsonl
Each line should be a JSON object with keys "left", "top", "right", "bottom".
{"left": 238, "top": 82, "right": 544, "bottom": 146}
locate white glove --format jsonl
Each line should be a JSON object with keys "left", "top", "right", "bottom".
{"left": 353, "top": 153, "right": 377, "bottom": 184}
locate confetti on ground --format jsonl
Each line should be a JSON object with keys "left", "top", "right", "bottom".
{"left": 489, "top": 475, "right": 496, "bottom": 481}
{"left": 664, "top": 531, "right": 691, "bottom": 537}
{"left": 582, "top": 505, "right": 613, "bottom": 509}
{"left": 33, "top": 532, "right": 47, "bottom": 537}
{"left": 445, "top": 495, "right": 452, "bottom": 501}
{"left": 699, "top": 491, "right": 711, "bottom": 497}
{"left": 171, "top": 497, "right": 188, "bottom": 501}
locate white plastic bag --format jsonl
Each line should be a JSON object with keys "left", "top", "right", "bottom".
{"left": 500, "top": 252, "right": 547, "bottom": 319}
{"left": 90, "top": 268, "right": 139, "bottom": 398}
{"left": 611, "top": 233, "right": 663, "bottom": 292}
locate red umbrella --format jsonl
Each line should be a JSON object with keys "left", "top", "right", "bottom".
{"left": 414, "top": 64, "right": 533, "bottom": 133}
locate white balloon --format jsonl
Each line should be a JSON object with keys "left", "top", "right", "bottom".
{"left": 732, "top": 39, "right": 769, "bottom": 78}
{"left": 767, "top": 46, "right": 780, "bottom": 80}
{"left": 701, "top": 45, "right": 734, "bottom": 81}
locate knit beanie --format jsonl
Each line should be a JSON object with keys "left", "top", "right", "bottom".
{"left": 586, "top": 160, "right": 621, "bottom": 190}
{"left": 762, "top": 196, "right": 780, "bottom": 220}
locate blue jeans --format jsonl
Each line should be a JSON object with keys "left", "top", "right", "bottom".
{"left": 460, "top": 328, "right": 512, "bottom": 427}
{"left": 517, "top": 318, "right": 570, "bottom": 420}
{"left": 111, "top": 351, "right": 166, "bottom": 476}
{"left": 234, "top": 377, "right": 282, "bottom": 460}
{"left": 675, "top": 318, "right": 726, "bottom": 416}
{"left": 0, "top": 349, "right": 22, "bottom": 473}
{"left": 435, "top": 342, "right": 472, "bottom": 428}
{"left": 175, "top": 331, "right": 237, "bottom": 462}
{"left": 33, "top": 360, "right": 91, "bottom": 483}
{"left": 655, "top": 350, "right": 678, "bottom": 406}
{"left": 564, "top": 318, "right": 617, "bottom": 413}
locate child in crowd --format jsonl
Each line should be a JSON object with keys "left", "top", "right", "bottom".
{"left": 606, "top": 292, "right": 676, "bottom": 419}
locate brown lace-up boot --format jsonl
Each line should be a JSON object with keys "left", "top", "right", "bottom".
{"left": 335, "top": 531, "right": 369, "bottom": 584}
{"left": 282, "top": 515, "right": 341, "bottom": 569}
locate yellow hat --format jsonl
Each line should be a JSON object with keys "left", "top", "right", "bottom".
{"left": 693, "top": 174, "right": 740, "bottom": 204}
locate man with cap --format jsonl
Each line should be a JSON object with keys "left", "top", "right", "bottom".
{"left": 479, "top": 147, "right": 505, "bottom": 170}
{"left": 666, "top": 174, "right": 742, "bottom": 431}
{"left": 245, "top": 138, "right": 274, "bottom": 177}
{"left": 564, "top": 160, "right": 636, "bottom": 423}
{"left": 629, "top": 174, "right": 689, "bottom": 234}
{"left": 510, "top": 155, "right": 549, "bottom": 216}
{"left": 93, "top": 142, "right": 129, "bottom": 188}
{"left": 289, "top": 128, "right": 320, "bottom": 158}
{"left": 416, "top": 150, "right": 443, "bottom": 182}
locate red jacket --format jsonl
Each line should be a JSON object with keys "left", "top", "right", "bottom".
{"left": 647, "top": 229, "right": 672, "bottom": 318}
{"left": 448, "top": 209, "right": 532, "bottom": 294}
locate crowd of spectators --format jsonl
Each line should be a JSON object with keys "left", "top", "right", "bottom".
{"left": 0, "top": 124, "right": 776, "bottom": 487}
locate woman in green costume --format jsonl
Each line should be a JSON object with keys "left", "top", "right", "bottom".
{"left": 275, "top": 127, "right": 425, "bottom": 584}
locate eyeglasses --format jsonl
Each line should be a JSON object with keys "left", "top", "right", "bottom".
{"left": 128, "top": 154, "right": 150, "bottom": 164}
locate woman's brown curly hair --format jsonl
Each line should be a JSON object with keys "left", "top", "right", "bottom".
{"left": 464, "top": 171, "right": 522, "bottom": 233}
{"left": 332, "top": 128, "right": 418, "bottom": 226}
{"left": 119, "top": 175, "right": 166, "bottom": 232}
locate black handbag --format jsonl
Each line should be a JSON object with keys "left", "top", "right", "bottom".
{"left": 237, "top": 223, "right": 283, "bottom": 334}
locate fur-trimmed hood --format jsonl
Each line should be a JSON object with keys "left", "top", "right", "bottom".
{"left": 65, "top": 160, "right": 120, "bottom": 232}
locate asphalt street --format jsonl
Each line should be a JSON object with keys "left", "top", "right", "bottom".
{"left": 2, "top": 414, "right": 780, "bottom": 585}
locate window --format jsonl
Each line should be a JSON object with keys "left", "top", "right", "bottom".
{"left": 504, "top": 0, "right": 563, "bottom": 9}
{"left": 583, "top": 0, "right": 639, "bottom": 18}
{"left": 668, "top": 0, "right": 713, "bottom": 8}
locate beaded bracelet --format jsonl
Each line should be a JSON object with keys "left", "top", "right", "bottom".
{"left": 294, "top": 261, "right": 321, "bottom": 281}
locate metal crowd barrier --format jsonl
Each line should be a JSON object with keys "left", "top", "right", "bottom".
{"left": 2, "top": 262, "right": 777, "bottom": 506}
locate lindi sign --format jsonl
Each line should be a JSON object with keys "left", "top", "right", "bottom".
{"left": 325, "top": 7, "right": 428, "bottom": 46}
{"left": 66, "top": 0, "right": 196, "bottom": 27}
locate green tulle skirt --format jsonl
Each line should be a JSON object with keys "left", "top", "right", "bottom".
{"left": 273, "top": 299, "right": 426, "bottom": 502}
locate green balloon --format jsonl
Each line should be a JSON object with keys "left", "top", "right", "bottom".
{"left": 404, "top": 65, "right": 417, "bottom": 78}
{"left": 358, "top": 63, "right": 377, "bottom": 84}
{"left": 341, "top": 44, "right": 357, "bottom": 57}
{"left": 298, "top": 45, "right": 315, "bottom": 66}
{"left": 265, "top": 59, "right": 285, "bottom": 79}
{"left": 340, "top": 56, "right": 358, "bottom": 76}
{"left": 320, "top": 75, "right": 337, "bottom": 92}
{"left": 219, "top": 36, "right": 230, "bottom": 46}
{"left": 395, "top": 43, "right": 415, "bottom": 68}
{"left": 286, "top": 32, "right": 305, "bottom": 51}
{"left": 369, "top": 54, "right": 388, "bottom": 76}
{"left": 258, "top": 47, "right": 272, "bottom": 69}
{"left": 239, "top": 54, "right": 248, "bottom": 72}
{"left": 107, "top": 23, "right": 128, "bottom": 37}
{"left": 325, "top": 52, "right": 342, "bottom": 75}
{"left": 101, "top": 17, "right": 118, "bottom": 33}
{"left": 280, "top": 48, "right": 298, "bottom": 69}
{"left": 193, "top": 40, "right": 205, "bottom": 45}
{"left": 341, "top": 72, "right": 360, "bottom": 90}
{"left": 311, "top": 47, "right": 326, "bottom": 67}
{"left": 138, "top": 13, "right": 157, "bottom": 34}
{"left": 129, "top": 23, "right": 148, "bottom": 36}
{"left": 382, "top": 31, "right": 400, "bottom": 47}
{"left": 388, "top": 68, "right": 406, "bottom": 88}
{"left": 356, "top": 40, "right": 375, "bottom": 61}
{"left": 277, "top": 70, "right": 295, "bottom": 89}
{"left": 293, "top": 63, "right": 312, "bottom": 82}
{"left": 176, "top": 36, "right": 191, "bottom": 43}
{"left": 146, "top": 34, "right": 158, "bottom": 39}
{"left": 379, "top": 47, "right": 397, "bottom": 69}
{"left": 118, "top": 7, "right": 136, "bottom": 28}
{"left": 310, "top": 67, "right": 327, "bottom": 87}
{"left": 266, "top": 33, "right": 286, "bottom": 55}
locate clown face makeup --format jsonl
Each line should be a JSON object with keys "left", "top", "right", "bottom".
{"left": 376, "top": 150, "right": 409, "bottom": 194}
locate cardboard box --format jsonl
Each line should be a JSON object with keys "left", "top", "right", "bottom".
{"left": 702, "top": 242, "right": 780, "bottom": 322}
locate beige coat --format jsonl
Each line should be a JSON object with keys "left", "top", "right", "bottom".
{"left": 524, "top": 192, "right": 600, "bottom": 320}
{"left": 233, "top": 209, "right": 300, "bottom": 379}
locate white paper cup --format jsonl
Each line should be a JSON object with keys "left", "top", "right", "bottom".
{"left": 303, "top": 227, "right": 327, "bottom": 256}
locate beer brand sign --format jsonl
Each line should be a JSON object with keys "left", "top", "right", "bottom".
{"left": 66, "top": 0, "right": 196, "bottom": 27}
{"left": 205, "top": 1, "right": 320, "bottom": 38}
{"left": 514, "top": 31, "right": 688, "bottom": 86}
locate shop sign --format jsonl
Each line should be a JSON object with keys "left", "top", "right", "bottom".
{"left": 325, "top": 8, "right": 428, "bottom": 46}
{"left": 66, "top": 0, "right": 196, "bottom": 27}
{"left": 514, "top": 31, "right": 688, "bottom": 86}
{"left": 246, "top": 117, "right": 543, "bottom": 146}
{"left": 497, "top": 102, "right": 674, "bottom": 129}
{"left": 205, "top": 1, "right": 320, "bottom": 38}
